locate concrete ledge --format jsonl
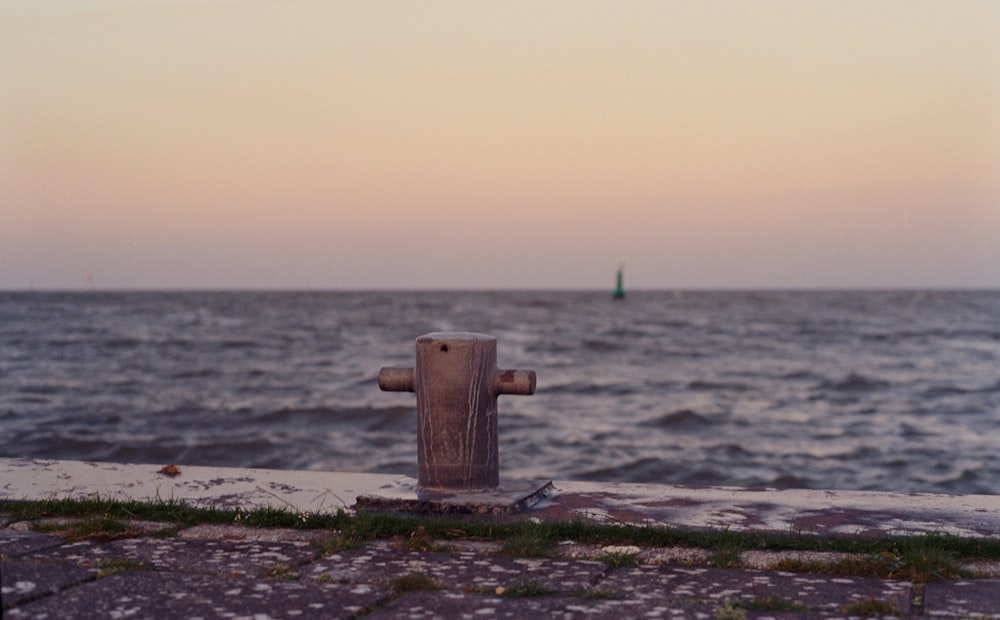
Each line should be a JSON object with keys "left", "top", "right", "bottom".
{"left": 0, "top": 458, "right": 396, "bottom": 515}
{"left": 3, "top": 458, "right": 999, "bottom": 537}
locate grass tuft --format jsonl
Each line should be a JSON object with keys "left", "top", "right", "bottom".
{"left": 500, "top": 580, "right": 555, "bottom": 597}
{"left": 742, "top": 595, "right": 808, "bottom": 612}
{"left": 391, "top": 573, "right": 442, "bottom": 593}
{"left": 774, "top": 546, "right": 973, "bottom": 583}
{"left": 498, "top": 532, "right": 555, "bottom": 558}
{"left": 35, "top": 515, "right": 142, "bottom": 542}
{"left": 709, "top": 545, "right": 744, "bottom": 568}
{"left": 96, "top": 558, "right": 149, "bottom": 578}
{"left": 262, "top": 563, "right": 299, "bottom": 580}
{"left": 841, "top": 598, "right": 901, "bottom": 617}
{"left": 598, "top": 549, "right": 640, "bottom": 568}
{"left": 576, "top": 587, "right": 624, "bottom": 600}
{"left": 714, "top": 599, "right": 747, "bottom": 620}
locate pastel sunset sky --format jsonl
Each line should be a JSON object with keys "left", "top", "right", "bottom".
{"left": 2, "top": 1, "right": 998, "bottom": 289}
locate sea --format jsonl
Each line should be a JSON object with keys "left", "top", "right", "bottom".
{"left": 2, "top": 290, "right": 999, "bottom": 495}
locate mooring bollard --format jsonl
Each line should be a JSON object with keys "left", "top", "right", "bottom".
{"left": 378, "top": 332, "right": 536, "bottom": 490}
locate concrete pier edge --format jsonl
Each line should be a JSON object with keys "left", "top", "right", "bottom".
{"left": 4, "top": 458, "right": 999, "bottom": 537}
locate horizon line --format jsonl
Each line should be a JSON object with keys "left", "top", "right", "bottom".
{"left": 3, "top": 285, "right": 999, "bottom": 294}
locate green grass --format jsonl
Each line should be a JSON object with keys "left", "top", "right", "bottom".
{"left": 714, "top": 599, "right": 748, "bottom": 620}
{"left": 773, "top": 546, "right": 974, "bottom": 584}
{"left": 390, "top": 573, "right": 442, "bottom": 593}
{"left": 576, "top": 587, "right": 624, "bottom": 600}
{"left": 96, "top": 558, "right": 149, "bottom": 578}
{"left": 262, "top": 563, "right": 300, "bottom": 580}
{"left": 741, "top": 595, "right": 808, "bottom": 612}
{"left": 840, "top": 598, "right": 902, "bottom": 617}
{"left": 3, "top": 497, "right": 999, "bottom": 581}
{"left": 33, "top": 515, "right": 149, "bottom": 542}
{"left": 713, "top": 595, "right": 808, "bottom": 618}
{"left": 709, "top": 544, "right": 745, "bottom": 568}
{"left": 500, "top": 580, "right": 554, "bottom": 597}
{"left": 598, "top": 549, "right": 640, "bottom": 568}
{"left": 498, "top": 531, "right": 556, "bottom": 558}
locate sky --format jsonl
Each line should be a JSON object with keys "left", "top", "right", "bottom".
{"left": 2, "top": 1, "right": 999, "bottom": 290}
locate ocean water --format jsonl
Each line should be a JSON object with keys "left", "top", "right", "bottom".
{"left": 2, "top": 290, "right": 999, "bottom": 495}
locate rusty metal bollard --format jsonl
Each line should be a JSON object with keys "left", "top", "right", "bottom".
{"left": 378, "top": 332, "right": 536, "bottom": 491}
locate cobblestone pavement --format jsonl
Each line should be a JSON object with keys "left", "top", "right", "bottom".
{"left": 4, "top": 517, "right": 1000, "bottom": 619}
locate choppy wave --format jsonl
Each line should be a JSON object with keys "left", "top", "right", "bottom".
{"left": 638, "top": 409, "right": 714, "bottom": 429}
{"left": 2, "top": 290, "right": 999, "bottom": 494}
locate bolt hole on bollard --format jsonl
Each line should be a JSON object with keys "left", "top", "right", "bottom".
{"left": 378, "top": 332, "right": 536, "bottom": 491}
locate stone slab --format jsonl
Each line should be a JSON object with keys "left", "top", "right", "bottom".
{"left": 1, "top": 559, "right": 98, "bottom": 610}
{"left": 304, "top": 540, "right": 605, "bottom": 593}
{"left": 5, "top": 571, "right": 381, "bottom": 620}
{"left": 922, "top": 579, "right": 1000, "bottom": 617}
{"left": 0, "top": 529, "right": 66, "bottom": 558}
{"left": 600, "top": 565, "right": 914, "bottom": 615}
{"left": 367, "top": 591, "right": 645, "bottom": 618}
{"left": 31, "top": 536, "right": 324, "bottom": 579}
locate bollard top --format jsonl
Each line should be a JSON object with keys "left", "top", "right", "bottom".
{"left": 417, "top": 332, "right": 496, "bottom": 344}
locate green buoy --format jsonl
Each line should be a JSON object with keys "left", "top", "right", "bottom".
{"left": 613, "top": 265, "right": 625, "bottom": 299}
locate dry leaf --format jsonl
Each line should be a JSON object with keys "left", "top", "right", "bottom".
{"left": 158, "top": 464, "right": 182, "bottom": 477}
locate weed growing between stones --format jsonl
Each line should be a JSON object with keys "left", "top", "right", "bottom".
{"left": 498, "top": 532, "right": 555, "bottom": 558}
{"left": 499, "top": 580, "right": 555, "bottom": 597}
{"left": 261, "top": 563, "right": 299, "bottom": 580}
{"left": 740, "top": 595, "right": 808, "bottom": 612}
{"left": 34, "top": 515, "right": 146, "bottom": 542}
{"left": 96, "top": 558, "right": 149, "bottom": 578}
{"left": 840, "top": 597, "right": 901, "bottom": 617}
{"left": 714, "top": 599, "right": 747, "bottom": 620}
{"left": 390, "top": 573, "right": 442, "bottom": 593}
{"left": 773, "top": 546, "right": 973, "bottom": 583}
{"left": 709, "top": 544, "right": 745, "bottom": 568}
{"left": 576, "top": 587, "right": 624, "bottom": 600}
{"left": 390, "top": 525, "right": 456, "bottom": 552}
{"left": 598, "top": 545, "right": 640, "bottom": 568}
{"left": 713, "top": 595, "right": 807, "bottom": 619}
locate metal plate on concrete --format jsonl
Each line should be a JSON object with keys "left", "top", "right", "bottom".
{"left": 356, "top": 478, "right": 554, "bottom": 515}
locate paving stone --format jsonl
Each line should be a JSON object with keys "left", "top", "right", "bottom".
{"left": 178, "top": 524, "right": 334, "bottom": 543}
{"left": 1, "top": 558, "right": 98, "bottom": 609}
{"left": 366, "top": 590, "right": 647, "bottom": 618}
{"left": 5, "top": 571, "right": 385, "bottom": 620}
{"left": 32, "top": 536, "right": 323, "bottom": 578}
{"left": 923, "top": 579, "right": 1000, "bottom": 617}
{"left": 0, "top": 529, "right": 65, "bottom": 557}
{"left": 599, "top": 565, "right": 914, "bottom": 615}
{"left": 305, "top": 541, "right": 605, "bottom": 593}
